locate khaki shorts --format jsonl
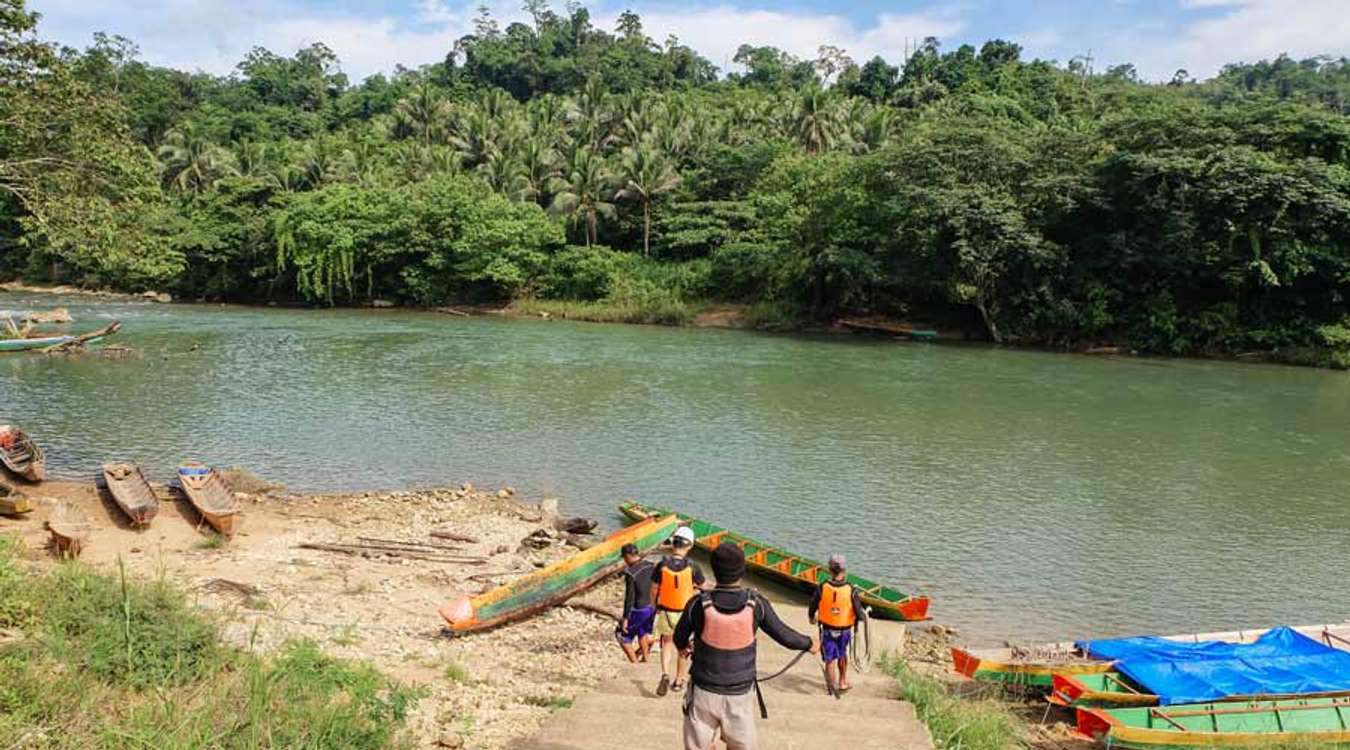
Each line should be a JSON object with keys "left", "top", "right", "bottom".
{"left": 655, "top": 609, "right": 682, "bottom": 637}
{"left": 683, "top": 686, "right": 758, "bottom": 750}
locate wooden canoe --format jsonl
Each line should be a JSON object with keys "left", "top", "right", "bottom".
{"left": 618, "top": 500, "right": 930, "bottom": 621}
{"left": 0, "top": 484, "right": 32, "bottom": 515}
{"left": 1049, "top": 625, "right": 1350, "bottom": 708}
{"left": 47, "top": 502, "right": 91, "bottom": 558}
{"left": 177, "top": 462, "right": 241, "bottom": 537}
{"left": 101, "top": 462, "right": 159, "bottom": 527}
{"left": 0, "top": 320, "right": 119, "bottom": 353}
{"left": 957, "top": 622, "right": 1350, "bottom": 691}
{"left": 0, "top": 426, "right": 45, "bottom": 481}
{"left": 439, "top": 514, "right": 679, "bottom": 634}
{"left": 1077, "top": 697, "right": 1350, "bottom": 750}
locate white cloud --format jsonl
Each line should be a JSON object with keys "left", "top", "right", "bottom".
{"left": 616, "top": 5, "right": 964, "bottom": 70}
{"left": 1123, "top": 0, "right": 1350, "bottom": 80}
{"left": 31, "top": 0, "right": 963, "bottom": 81}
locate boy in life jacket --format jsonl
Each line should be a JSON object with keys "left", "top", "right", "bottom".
{"left": 652, "top": 526, "right": 706, "bottom": 696}
{"left": 618, "top": 543, "right": 657, "bottom": 663}
{"left": 808, "top": 553, "right": 867, "bottom": 694}
{"left": 674, "top": 541, "right": 819, "bottom": 750}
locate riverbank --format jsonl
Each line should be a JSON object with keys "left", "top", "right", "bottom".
{"left": 0, "top": 478, "right": 642, "bottom": 749}
{"left": 8, "top": 279, "right": 1341, "bottom": 370}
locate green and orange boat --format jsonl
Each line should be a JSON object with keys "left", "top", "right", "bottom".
{"left": 617, "top": 500, "right": 930, "bottom": 621}
{"left": 1076, "top": 698, "right": 1350, "bottom": 750}
{"left": 438, "top": 513, "right": 678, "bottom": 633}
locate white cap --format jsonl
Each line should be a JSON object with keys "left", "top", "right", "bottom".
{"left": 672, "top": 527, "right": 695, "bottom": 546}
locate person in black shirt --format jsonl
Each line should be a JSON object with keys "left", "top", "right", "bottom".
{"left": 618, "top": 543, "right": 657, "bottom": 663}
{"left": 674, "top": 542, "right": 818, "bottom": 750}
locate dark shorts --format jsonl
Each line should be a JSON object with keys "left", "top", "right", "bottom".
{"left": 621, "top": 605, "right": 656, "bottom": 643}
{"left": 821, "top": 628, "right": 852, "bottom": 663}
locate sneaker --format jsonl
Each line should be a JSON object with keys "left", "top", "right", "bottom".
{"left": 671, "top": 680, "right": 684, "bottom": 693}
{"left": 656, "top": 674, "right": 670, "bottom": 697}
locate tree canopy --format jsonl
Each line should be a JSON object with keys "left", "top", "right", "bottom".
{"left": 3, "top": 0, "right": 1350, "bottom": 365}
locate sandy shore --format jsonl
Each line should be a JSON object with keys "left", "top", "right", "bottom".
{"left": 0, "top": 476, "right": 636, "bottom": 750}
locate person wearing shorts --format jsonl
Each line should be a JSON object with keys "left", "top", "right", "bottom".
{"left": 808, "top": 553, "right": 867, "bottom": 694}
{"left": 619, "top": 543, "right": 657, "bottom": 663}
{"left": 652, "top": 526, "right": 706, "bottom": 696}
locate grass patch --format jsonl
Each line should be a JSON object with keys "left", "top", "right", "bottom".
{"left": 522, "top": 694, "right": 574, "bottom": 711}
{"left": 331, "top": 623, "right": 360, "bottom": 647}
{"left": 0, "top": 536, "right": 421, "bottom": 749}
{"left": 443, "top": 662, "right": 470, "bottom": 684}
{"left": 510, "top": 297, "right": 701, "bottom": 326}
{"left": 883, "top": 656, "right": 1022, "bottom": 750}
{"left": 195, "top": 531, "right": 227, "bottom": 550}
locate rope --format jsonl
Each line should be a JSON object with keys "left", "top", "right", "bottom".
{"left": 850, "top": 608, "right": 873, "bottom": 674}
{"left": 756, "top": 648, "right": 812, "bottom": 683}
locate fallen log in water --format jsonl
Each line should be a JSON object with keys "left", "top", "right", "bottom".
{"left": 40, "top": 320, "right": 121, "bottom": 354}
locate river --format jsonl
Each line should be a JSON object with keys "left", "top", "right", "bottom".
{"left": 3, "top": 291, "right": 1348, "bottom": 643}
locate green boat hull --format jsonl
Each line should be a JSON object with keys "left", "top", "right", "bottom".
{"left": 1079, "top": 697, "right": 1350, "bottom": 749}
{"left": 618, "top": 501, "right": 930, "bottom": 621}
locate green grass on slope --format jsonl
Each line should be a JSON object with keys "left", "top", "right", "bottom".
{"left": 884, "top": 656, "right": 1023, "bottom": 750}
{"left": 0, "top": 536, "right": 421, "bottom": 749}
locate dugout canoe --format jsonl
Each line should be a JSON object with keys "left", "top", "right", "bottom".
{"left": 177, "top": 462, "right": 241, "bottom": 537}
{"left": 101, "top": 462, "right": 160, "bottom": 527}
{"left": 1049, "top": 624, "right": 1350, "bottom": 707}
{"left": 0, "top": 425, "right": 45, "bottom": 481}
{"left": 1077, "top": 697, "right": 1350, "bottom": 750}
{"left": 47, "top": 502, "right": 91, "bottom": 558}
{"left": 0, "top": 484, "right": 32, "bottom": 515}
{"left": 958, "top": 622, "right": 1350, "bottom": 692}
{"left": 0, "top": 321, "right": 118, "bottom": 353}
{"left": 438, "top": 514, "right": 679, "bottom": 633}
{"left": 618, "top": 500, "right": 930, "bottom": 622}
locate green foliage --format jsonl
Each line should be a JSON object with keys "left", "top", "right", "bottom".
{"left": 3, "top": 0, "right": 1350, "bottom": 362}
{"left": 883, "top": 657, "right": 1022, "bottom": 750}
{"left": 0, "top": 546, "right": 419, "bottom": 749}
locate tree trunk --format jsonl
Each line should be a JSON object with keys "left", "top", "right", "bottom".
{"left": 586, "top": 209, "right": 596, "bottom": 247}
{"left": 643, "top": 201, "right": 651, "bottom": 257}
{"left": 976, "top": 291, "right": 1002, "bottom": 343}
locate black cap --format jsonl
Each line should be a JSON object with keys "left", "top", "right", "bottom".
{"left": 620, "top": 543, "right": 639, "bottom": 557}
{"left": 711, "top": 541, "right": 746, "bottom": 584}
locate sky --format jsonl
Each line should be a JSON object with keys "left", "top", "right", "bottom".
{"left": 27, "top": 0, "right": 1350, "bottom": 84}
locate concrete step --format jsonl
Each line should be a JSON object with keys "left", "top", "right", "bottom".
{"left": 514, "top": 692, "right": 931, "bottom": 750}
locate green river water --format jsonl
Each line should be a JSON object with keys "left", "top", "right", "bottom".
{"left": 2, "top": 291, "right": 1348, "bottom": 643}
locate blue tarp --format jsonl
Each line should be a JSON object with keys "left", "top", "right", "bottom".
{"left": 1076, "top": 626, "right": 1350, "bottom": 705}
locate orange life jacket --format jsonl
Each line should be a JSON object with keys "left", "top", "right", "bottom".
{"left": 818, "top": 581, "right": 856, "bottom": 629}
{"left": 656, "top": 560, "right": 696, "bottom": 611}
{"left": 700, "top": 596, "right": 756, "bottom": 650}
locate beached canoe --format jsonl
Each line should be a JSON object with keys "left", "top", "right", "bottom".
{"left": 177, "top": 462, "right": 242, "bottom": 537}
{"left": 958, "top": 623, "right": 1350, "bottom": 691}
{"left": 1049, "top": 624, "right": 1350, "bottom": 707}
{"left": 439, "top": 514, "right": 679, "bottom": 633}
{"left": 1077, "top": 697, "right": 1350, "bottom": 750}
{"left": 102, "top": 463, "right": 160, "bottom": 527}
{"left": 47, "top": 502, "right": 91, "bottom": 558}
{"left": 0, "top": 484, "right": 32, "bottom": 515}
{"left": 0, "top": 426, "right": 45, "bottom": 481}
{"left": 618, "top": 500, "right": 930, "bottom": 621}
{"left": 0, "top": 322, "right": 117, "bottom": 353}
{"left": 440, "top": 515, "right": 680, "bottom": 633}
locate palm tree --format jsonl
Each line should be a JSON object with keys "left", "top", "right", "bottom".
{"left": 550, "top": 147, "right": 616, "bottom": 248}
{"left": 450, "top": 109, "right": 502, "bottom": 168}
{"left": 477, "top": 150, "right": 523, "bottom": 194}
{"left": 849, "top": 105, "right": 897, "bottom": 154}
{"left": 793, "top": 87, "right": 840, "bottom": 154}
{"left": 232, "top": 139, "right": 271, "bottom": 178}
{"left": 393, "top": 82, "right": 452, "bottom": 145}
{"left": 157, "top": 124, "right": 235, "bottom": 192}
{"left": 615, "top": 144, "right": 680, "bottom": 257}
{"left": 298, "top": 138, "right": 347, "bottom": 189}
{"left": 515, "top": 139, "right": 561, "bottom": 205}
